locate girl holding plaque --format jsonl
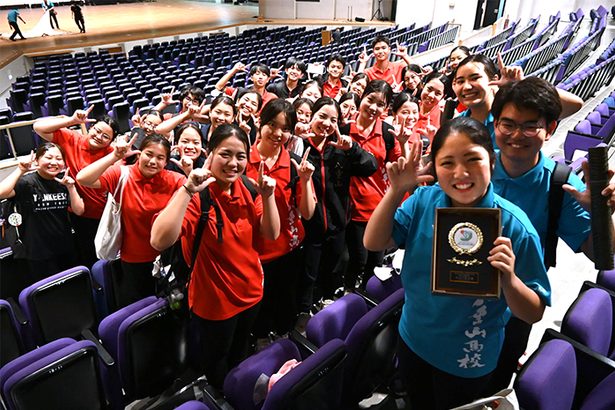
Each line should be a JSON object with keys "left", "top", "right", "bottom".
{"left": 364, "top": 117, "right": 550, "bottom": 409}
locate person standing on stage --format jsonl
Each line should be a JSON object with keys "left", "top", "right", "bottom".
{"left": 8, "top": 9, "right": 26, "bottom": 41}
{"left": 42, "top": 0, "right": 59, "bottom": 30}
{"left": 71, "top": 1, "right": 85, "bottom": 33}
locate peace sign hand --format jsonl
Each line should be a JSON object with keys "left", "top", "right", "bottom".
{"left": 327, "top": 124, "right": 353, "bottom": 151}
{"left": 111, "top": 132, "right": 139, "bottom": 159}
{"left": 72, "top": 105, "right": 96, "bottom": 125}
{"left": 386, "top": 139, "right": 433, "bottom": 193}
{"left": 161, "top": 86, "right": 180, "bottom": 105}
{"left": 186, "top": 163, "right": 216, "bottom": 194}
{"left": 290, "top": 147, "right": 315, "bottom": 182}
{"left": 489, "top": 52, "right": 524, "bottom": 87}
{"left": 54, "top": 167, "right": 75, "bottom": 187}
{"left": 248, "top": 161, "right": 276, "bottom": 198}
{"left": 170, "top": 145, "right": 195, "bottom": 176}
{"left": 18, "top": 150, "right": 37, "bottom": 173}
{"left": 390, "top": 117, "right": 412, "bottom": 145}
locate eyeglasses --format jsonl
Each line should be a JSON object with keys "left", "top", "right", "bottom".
{"left": 91, "top": 126, "right": 112, "bottom": 141}
{"left": 496, "top": 119, "right": 545, "bottom": 138}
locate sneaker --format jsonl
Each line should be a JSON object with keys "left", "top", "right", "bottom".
{"left": 320, "top": 299, "right": 335, "bottom": 309}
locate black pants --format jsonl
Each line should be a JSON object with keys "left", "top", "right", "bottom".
{"left": 484, "top": 316, "right": 532, "bottom": 394}
{"left": 27, "top": 251, "right": 78, "bottom": 284}
{"left": 191, "top": 302, "right": 261, "bottom": 389}
{"left": 49, "top": 11, "right": 59, "bottom": 29}
{"left": 397, "top": 338, "right": 493, "bottom": 410}
{"left": 70, "top": 213, "right": 99, "bottom": 270}
{"left": 297, "top": 229, "right": 345, "bottom": 313}
{"left": 114, "top": 260, "right": 156, "bottom": 310}
{"left": 344, "top": 220, "right": 384, "bottom": 289}
{"left": 74, "top": 16, "right": 85, "bottom": 32}
{"left": 9, "top": 21, "right": 25, "bottom": 40}
{"left": 253, "top": 247, "right": 303, "bottom": 337}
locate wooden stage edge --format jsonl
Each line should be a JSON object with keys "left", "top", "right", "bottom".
{"left": 1, "top": 7, "right": 394, "bottom": 69}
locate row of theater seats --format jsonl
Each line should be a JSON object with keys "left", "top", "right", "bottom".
{"left": 513, "top": 265, "right": 615, "bottom": 409}
{"left": 556, "top": 90, "right": 615, "bottom": 172}
{"left": 0, "top": 262, "right": 406, "bottom": 409}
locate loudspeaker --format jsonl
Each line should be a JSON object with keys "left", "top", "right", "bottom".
{"left": 355, "top": 17, "right": 365, "bottom": 22}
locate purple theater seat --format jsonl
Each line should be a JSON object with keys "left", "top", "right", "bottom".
{"left": 18, "top": 266, "right": 98, "bottom": 345}
{"left": 175, "top": 401, "right": 211, "bottom": 410}
{"left": 516, "top": 339, "right": 577, "bottom": 410}
{"left": 365, "top": 273, "right": 402, "bottom": 302}
{"left": 223, "top": 338, "right": 346, "bottom": 410}
{"left": 561, "top": 288, "right": 613, "bottom": 357}
{"left": 587, "top": 110, "right": 603, "bottom": 126}
{"left": 580, "top": 372, "right": 615, "bottom": 410}
{"left": 574, "top": 120, "right": 593, "bottom": 135}
{"left": 306, "top": 293, "right": 368, "bottom": 348}
{"left": 0, "top": 338, "right": 107, "bottom": 410}
{"left": 597, "top": 265, "right": 615, "bottom": 292}
{"left": 0, "top": 299, "right": 26, "bottom": 366}
{"left": 596, "top": 103, "right": 610, "bottom": 117}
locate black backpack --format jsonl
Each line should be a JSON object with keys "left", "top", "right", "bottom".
{"left": 156, "top": 175, "right": 258, "bottom": 308}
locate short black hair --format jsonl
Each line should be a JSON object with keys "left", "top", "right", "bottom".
{"left": 249, "top": 63, "right": 271, "bottom": 77}
{"left": 391, "top": 92, "right": 419, "bottom": 114}
{"left": 236, "top": 87, "right": 264, "bottom": 111}
{"left": 454, "top": 54, "right": 498, "bottom": 80}
{"left": 326, "top": 54, "right": 346, "bottom": 68}
{"left": 312, "top": 97, "right": 341, "bottom": 126}
{"left": 260, "top": 98, "right": 297, "bottom": 133}
{"left": 362, "top": 79, "right": 393, "bottom": 105}
{"left": 371, "top": 35, "right": 390, "bottom": 49}
{"left": 99, "top": 115, "right": 120, "bottom": 138}
{"left": 284, "top": 57, "right": 307, "bottom": 74}
{"left": 491, "top": 77, "right": 562, "bottom": 125}
{"left": 180, "top": 86, "right": 205, "bottom": 105}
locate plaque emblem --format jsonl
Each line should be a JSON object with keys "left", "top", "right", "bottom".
{"left": 447, "top": 222, "right": 483, "bottom": 266}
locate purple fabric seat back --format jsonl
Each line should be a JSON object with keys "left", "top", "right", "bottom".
{"left": 365, "top": 274, "right": 402, "bottom": 302}
{"left": 574, "top": 120, "right": 592, "bottom": 134}
{"left": 562, "top": 288, "right": 613, "bottom": 357}
{"left": 597, "top": 267, "right": 615, "bottom": 293}
{"left": 587, "top": 111, "right": 602, "bottom": 126}
{"left": 580, "top": 371, "right": 615, "bottom": 410}
{"left": 0, "top": 338, "right": 105, "bottom": 410}
{"left": 18, "top": 266, "right": 98, "bottom": 345}
{"left": 606, "top": 96, "right": 615, "bottom": 109}
{"left": 175, "top": 401, "right": 211, "bottom": 410}
{"left": 306, "top": 293, "right": 368, "bottom": 348}
{"left": 516, "top": 339, "right": 576, "bottom": 410}
{"left": 596, "top": 103, "right": 610, "bottom": 117}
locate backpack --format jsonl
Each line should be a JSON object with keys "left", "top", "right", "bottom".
{"left": 156, "top": 175, "right": 258, "bottom": 309}
{"left": 544, "top": 161, "right": 572, "bottom": 268}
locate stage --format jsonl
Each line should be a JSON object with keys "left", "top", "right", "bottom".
{"left": 0, "top": 1, "right": 392, "bottom": 68}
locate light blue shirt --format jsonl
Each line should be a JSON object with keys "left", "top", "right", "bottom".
{"left": 492, "top": 152, "right": 590, "bottom": 253}
{"left": 393, "top": 183, "right": 550, "bottom": 377}
{"left": 8, "top": 10, "right": 19, "bottom": 23}
{"left": 459, "top": 109, "right": 496, "bottom": 148}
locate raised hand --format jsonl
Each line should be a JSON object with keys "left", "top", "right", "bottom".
{"left": 72, "top": 105, "right": 96, "bottom": 125}
{"left": 290, "top": 147, "right": 315, "bottom": 182}
{"left": 385, "top": 139, "right": 433, "bottom": 192}
{"left": 185, "top": 156, "right": 215, "bottom": 193}
{"left": 248, "top": 161, "right": 276, "bottom": 198}
{"left": 270, "top": 66, "right": 283, "bottom": 79}
{"left": 415, "top": 123, "right": 438, "bottom": 143}
{"left": 170, "top": 145, "right": 195, "bottom": 176}
{"left": 390, "top": 117, "right": 413, "bottom": 145}
{"left": 392, "top": 41, "right": 408, "bottom": 57}
{"left": 232, "top": 62, "right": 247, "bottom": 73}
{"left": 111, "top": 132, "right": 139, "bottom": 159}
{"left": 489, "top": 52, "right": 524, "bottom": 87}
{"left": 18, "top": 150, "right": 37, "bottom": 173}
{"left": 161, "top": 86, "right": 180, "bottom": 106}
{"left": 131, "top": 107, "right": 142, "bottom": 128}
{"left": 54, "top": 167, "right": 75, "bottom": 187}
{"left": 358, "top": 48, "right": 372, "bottom": 65}
{"left": 327, "top": 124, "right": 353, "bottom": 151}
{"left": 294, "top": 122, "right": 314, "bottom": 139}
{"left": 238, "top": 115, "right": 252, "bottom": 136}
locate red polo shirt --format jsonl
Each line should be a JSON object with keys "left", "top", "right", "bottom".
{"left": 348, "top": 119, "right": 402, "bottom": 222}
{"left": 99, "top": 164, "right": 185, "bottom": 263}
{"left": 246, "top": 146, "right": 307, "bottom": 263}
{"left": 416, "top": 101, "right": 443, "bottom": 151}
{"left": 364, "top": 60, "right": 407, "bottom": 90}
{"left": 181, "top": 179, "right": 264, "bottom": 320}
{"left": 322, "top": 78, "right": 343, "bottom": 99}
{"left": 225, "top": 87, "right": 277, "bottom": 113}
{"left": 53, "top": 129, "right": 113, "bottom": 218}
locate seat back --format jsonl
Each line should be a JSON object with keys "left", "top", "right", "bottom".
{"left": 597, "top": 267, "right": 615, "bottom": 292}
{"left": 18, "top": 266, "right": 98, "bottom": 345}
{"left": 342, "top": 288, "right": 404, "bottom": 404}
{"left": 580, "top": 371, "right": 615, "bottom": 410}
{"left": 112, "top": 102, "right": 131, "bottom": 134}
{"left": 0, "top": 338, "right": 107, "bottom": 410}
{"left": 306, "top": 293, "right": 368, "bottom": 348}
{"left": 0, "top": 300, "right": 25, "bottom": 367}
{"left": 561, "top": 288, "right": 613, "bottom": 357}
{"left": 515, "top": 339, "right": 577, "bottom": 410}
{"left": 6, "top": 116, "right": 36, "bottom": 156}
{"left": 365, "top": 273, "right": 402, "bottom": 302}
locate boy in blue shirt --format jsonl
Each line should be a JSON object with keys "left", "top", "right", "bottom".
{"left": 8, "top": 9, "right": 26, "bottom": 41}
{"left": 488, "top": 76, "right": 615, "bottom": 392}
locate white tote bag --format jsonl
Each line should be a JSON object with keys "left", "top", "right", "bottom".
{"left": 94, "top": 166, "right": 129, "bottom": 260}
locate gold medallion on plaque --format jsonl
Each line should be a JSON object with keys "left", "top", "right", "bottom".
{"left": 447, "top": 222, "right": 483, "bottom": 267}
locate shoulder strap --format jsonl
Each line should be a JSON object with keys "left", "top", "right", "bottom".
{"left": 381, "top": 122, "right": 395, "bottom": 152}
{"left": 190, "top": 187, "right": 212, "bottom": 268}
{"left": 545, "top": 162, "right": 572, "bottom": 268}
{"left": 240, "top": 174, "right": 259, "bottom": 201}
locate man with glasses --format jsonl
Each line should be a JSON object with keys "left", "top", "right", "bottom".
{"left": 34, "top": 107, "right": 119, "bottom": 268}
{"left": 486, "top": 76, "right": 615, "bottom": 393}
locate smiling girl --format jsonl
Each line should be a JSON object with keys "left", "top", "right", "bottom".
{"left": 364, "top": 117, "right": 550, "bottom": 409}
{"left": 167, "top": 122, "right": 206, "bottom": 176}
{"left": 0, "top": 143, "right": 84, "bottom": 281}
{"left": 77, "top": 134, "right": 186, "bottom": 307}
{"left": 151, "top": 123, "right": 279, "bottom": 388}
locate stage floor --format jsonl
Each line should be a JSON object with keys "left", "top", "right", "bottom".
{"left": 0, "top": 1, "right": 391, "bottom": 68}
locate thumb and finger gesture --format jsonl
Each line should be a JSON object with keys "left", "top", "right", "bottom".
{"left": 18, "top": 150, "right": 38, "bottom": 172}
{"left": 290, "top": 147, "right": 314, "bottom": 181}
{"left": 249, "top": 161, "right": 276, "bottom": 198}
{"left": 489, "top": 52, "right": 524, "bottom": 87}
{"left": 327, "top": 124, "right": 353, "bottom": 151}
{"left": 54, "top": 167, "right": 75, "bottom": 186}
{"left": 74, "top": 105, "right": 96, "bottom": 124}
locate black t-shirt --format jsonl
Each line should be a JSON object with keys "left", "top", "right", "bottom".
{"left": 266, "top": 79, "right": 303, "bottom": 99}
{"left": 71, "top": 5, "right": 83, "bottom": 17}
{"left": 13, "top": 172, "right": 75, "bottom": 260}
